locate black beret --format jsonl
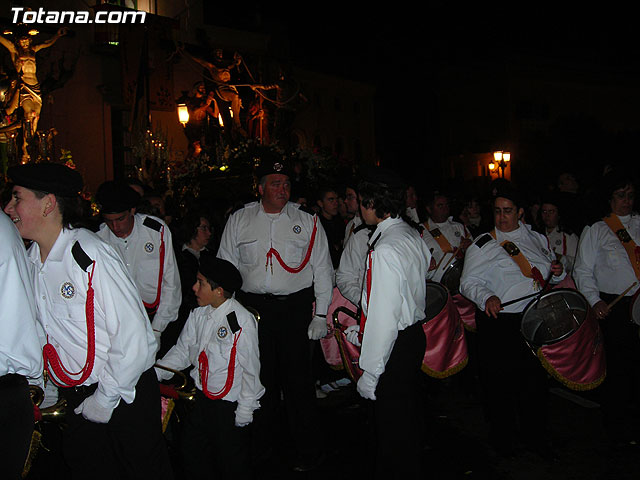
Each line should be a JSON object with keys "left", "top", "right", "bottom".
{"left": 360, "top": 166, "right": 407, "bottom": 191}
{"left": 8, "top": 162, "right": 83, "bottom": 197}
{"left": 492, "top": 181, "right": 523, "bottom": 208}
{"left": 254, "top": 150, "right": 292, "bottom": 180}
{"left": 198, "top": 254, "right": 243, "bottom": 294}
{"left": 96, "top": 181, "right": 141, "bottom": 214}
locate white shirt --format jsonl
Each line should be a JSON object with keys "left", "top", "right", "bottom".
{"left": 574, "top": 213, "right": 640, "bottom": 307}
{"left": 343, "top": 215, "right": 363, "bottom": 248}
{"left": 97, "top": 214, "right": 181, "bottom": 334}
{"left": 545, "top": 227, "right": 579, "bottom": 274}
{"left": 28, "top": 228, "right": 156, "bottom": 410}
{"left": 156, "top": 298, "right": 264, "bottom": 411}
{"left": 336, "top": 220, "right": 371, "bottom": 306}
{"left": 359, "top": 217, "right": 431, "bottom": 379}
{"left": 0, "top": 211, "right": 44, "bottom": 380}
{"left": 217, "top": 201, "right": 334, "bottom": 315}
{"left": 460, "top": 222, "right": 565, "bottom": 313}
{"left": 423, "top": 217, "right": 471, "bottom": 283}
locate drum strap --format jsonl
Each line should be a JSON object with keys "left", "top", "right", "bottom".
{"left": 490, "top": 230, "right": 545, "bottom": 288}
{"left": 424, "top": 220, "right": 454, "bottom": 254}
{"left": 603, "top": 214, "right": 640, "bottom": 280}
{"left": 358, "top": 233, "right": 381, "bottom": 342}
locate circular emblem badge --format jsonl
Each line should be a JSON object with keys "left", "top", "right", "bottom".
{"left": 61, "top": 282, "right": 75, "bottom": 299}
{"left": 454, "top": 231, "right": 461, "bottom": 237}
{"left": 555, "top": 239, "right": 562, "bottom": 246}
{"left": 292, "top": 225, "right": 302, "bottom": 234}
{"left": 217, "top": 326, "right": 228, "bottom": 339}
{"left": 542, "top": 248, "right": 549, "bottom": 255}
{"left": 273, "top": 162, "right": 283, "bottom": 172}
{"left": 144, "top": 242, "right": 154, "bottom": 253}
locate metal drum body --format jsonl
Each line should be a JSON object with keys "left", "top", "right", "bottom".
{"left": 422, "top": 281, "right": 468, "bottom": 378}
{"left": 521, "top": 288, "right": 606, "bottom": 391}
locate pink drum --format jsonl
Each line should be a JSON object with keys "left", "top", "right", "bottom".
{"left": 521, "top": 288, "right": 606, "bottom": 391}
{"left": 320, "top": 287, "right": 361, "bottom": 381}
{"left": 422, "top": 281, "right": 468, "bottom": 378}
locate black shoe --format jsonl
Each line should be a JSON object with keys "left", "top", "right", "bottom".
{"left": 292, "top": 451, "right": 326, "bottom": 472}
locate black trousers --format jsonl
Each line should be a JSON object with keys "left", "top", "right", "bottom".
{"left": 0, "top": 374, "right": 33, "bottom": 480}
{"left": 238, "top": 288, "right": 322, "bottom": 462}
{"left": 59, "top": 368, "right": 174, "bottom": 480}
{"left": 178, "top": 391, "right": 251, "bottom": 479}
{"left": 372, "top": 320, "right": 426, "bottom": 480}
{"left": 476, "top": 310, "right": 549, "bottom": 452}
{"left": 598, "top": 293, "right": 640, "bottom": 442}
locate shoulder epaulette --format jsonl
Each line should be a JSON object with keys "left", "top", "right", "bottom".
{"left": 474, "top": 233, "right": 492, "bottom": 249}
{"left": 142, "top": 216, "right": 162, "bottom": 232}
{"left": 353, "top": 223, "right": 373, "bottom": 234}
{"left": 297, "top": 204, "right": 316, "bottom": 217}
{"left": 226, "top": 311, "right": 241, "bottom": 334}
{"left": 71, "top": 241, "right": 93, "bottom": 272}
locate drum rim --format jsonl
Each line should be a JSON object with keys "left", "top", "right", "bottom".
{"left": 520, "top": 288, "right": 589, "bottom": 346}
{"left": 440, "top": 257, "right": 463, "bottom": 294}
{"left": 425, "top": 280, "right": 450, "bottom": 322}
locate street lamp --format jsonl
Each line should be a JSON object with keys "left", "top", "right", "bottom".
{"left": 492, "top": 150, "right": 511, "bottom": 178}
{"left": 176, "top": 104, "right": 189, "bottom": 127}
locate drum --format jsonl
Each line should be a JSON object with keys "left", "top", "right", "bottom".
{"left": 520, "top": 288, "right": 606, "bottom": 391}
{"left": 422, "top": 281, "right": 468, "bottom": 378}
{"left": 440, "top": 257, "right": 463, "bottom": 295}
{"left": 320, "top": 287, "right": 359, "bottom": 372}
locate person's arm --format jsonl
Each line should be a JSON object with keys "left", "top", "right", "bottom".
{"left": 234, "top": 308, "right": 265, "bottom": 426}
{"left": 155, "top": 310, "right": 198, "bottom": 381}
{"left": 0, "top": 34, "right": 16, "bottom": 53}
{"left": 33, "top": 27, "right": 68, "bottom": 52}
{"left": 150, "top": 226, "right": 182, "bottom": 335}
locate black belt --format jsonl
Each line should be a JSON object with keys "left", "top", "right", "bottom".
{"left": 0, "top": 373, "right": 27, "bottom": 388}
{"left": 240, "top": 286, "right": 313, "bottom": 302}
{"left": 59, "top": 382, "right": 99, "bottom": 398}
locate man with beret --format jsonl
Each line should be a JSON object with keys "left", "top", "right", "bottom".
{"left": 156, "top": 254, "right": 263, "bottom": 479}
{"left": 95, "top": 180, "right": 181, "bottom": 354}
{"left": 217, "top": 152, "right": 333, "bottom": 471}
{"left": 460, "top": 183, "right": 564, "bottom": 459}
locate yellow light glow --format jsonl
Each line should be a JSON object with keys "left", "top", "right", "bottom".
{"left": 177, "top": 104, "right": 189, "bottom": 126}
{"left": 503, "top": 152, "right": 511, "bottom": 162}
{"left": 493, "top": 151, "right": 503, "bottom": 162}
{"left": 488, "top": 162, "right": 496, "bottom": 171}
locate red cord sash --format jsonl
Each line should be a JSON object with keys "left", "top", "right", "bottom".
{"left": 358, "top": 251, "right": 373, "bottom": 343}
{"left": 198, "top": 329, "right": 242, "bottom": 400}
{"left": 43, "top": 261, "right": 96, "bottom": 387}
{"left": 144, "top": 225, "right": 165, "bottom": 314}
{"left": 265, "top": 215, "right": 318, "bottom": 273}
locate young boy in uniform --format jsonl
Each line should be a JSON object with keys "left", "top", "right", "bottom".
{"left": 156, "top": 254, "right": 264, "bottom": 479}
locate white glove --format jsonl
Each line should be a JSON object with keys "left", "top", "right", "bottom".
{"left": 344, "top": 325, "right": 361, "bottom": 347}
{"left": 307, "top": 315, "right": 328, "bottom": 340}
{"left": 356, "top": 371, "right": 378, "bottom": 401}
{"left": 235, "top": 404, "right": 254, "bottom": 427}
{"left": 74, "top": 394, "right": 114, "bottom": 424}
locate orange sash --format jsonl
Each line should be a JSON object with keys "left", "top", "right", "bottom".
{"left": 490, "top": 229, "right": 545, "bottom": 287}
{"left": 603, "top": 214, "right": 640, "bottom": 280}
{"left": 424, "top": 221, "right": 454, "bottom": 254}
